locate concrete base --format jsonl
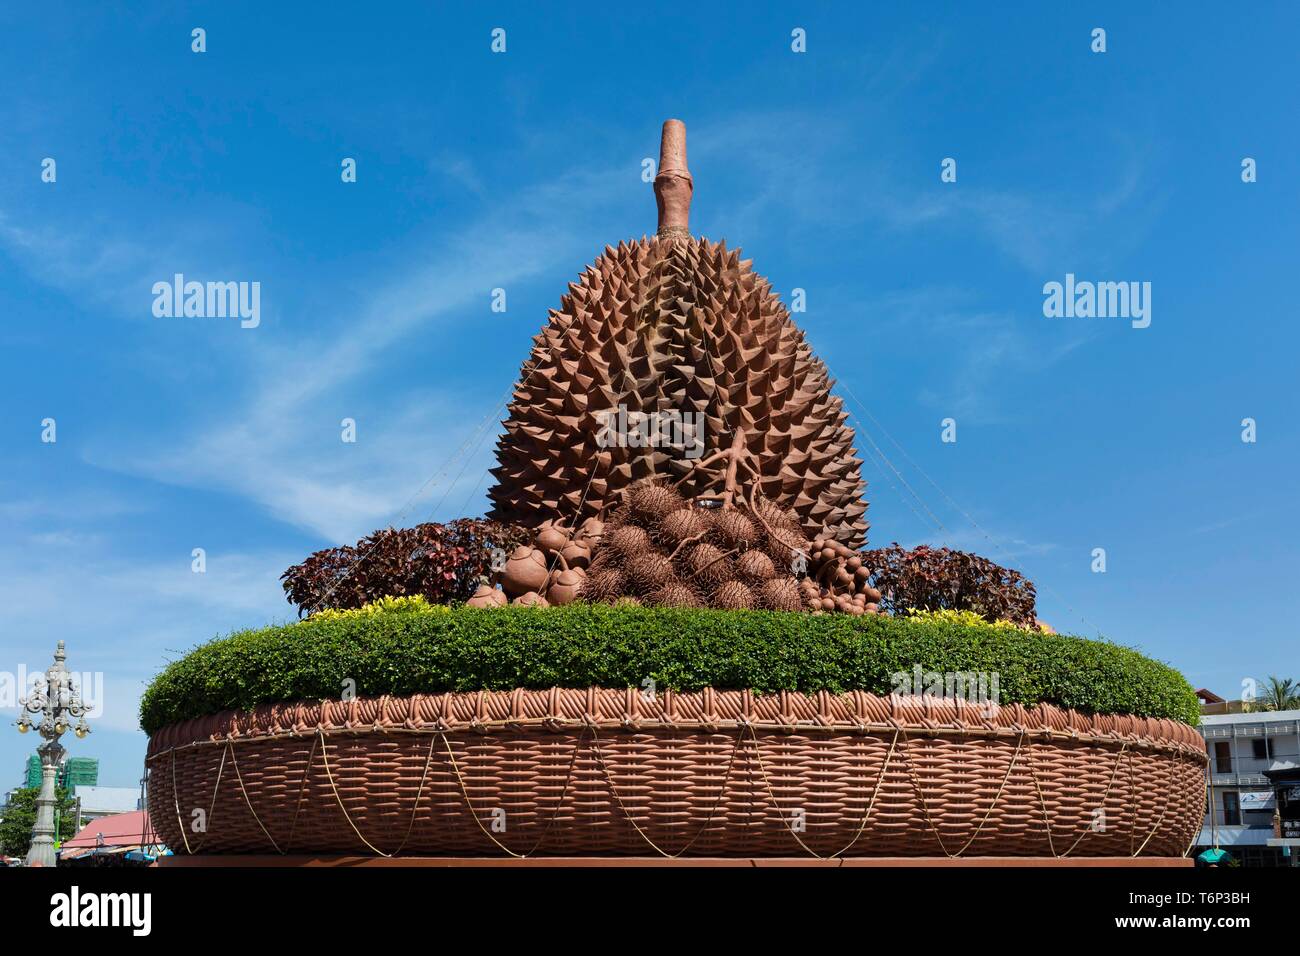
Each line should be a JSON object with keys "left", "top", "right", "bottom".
{"left": 157, "top": 854, "right": 1194, "bottom": 868}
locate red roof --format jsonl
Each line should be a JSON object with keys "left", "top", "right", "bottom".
{"left": 62, "top": 810, "right": 158, "bottom": 849}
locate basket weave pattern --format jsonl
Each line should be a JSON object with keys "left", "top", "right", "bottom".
{"left": 146, "top": 689, "right": 1206, "bottom": 859}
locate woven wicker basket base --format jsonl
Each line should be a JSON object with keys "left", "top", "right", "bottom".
{"left": 146, "top": 689, "right": 1207, "bottom": 859}
{"left": 156, "top": 854, "right": 1195, "bottom": 867}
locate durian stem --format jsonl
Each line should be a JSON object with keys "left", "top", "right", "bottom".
{"left": 744, "top": 485, "right": 804, "bottom": 557}
{"left": 720, "top": 429, "right": 751, "bottom": 509}
{"left": 696, "top": 546, "right": 739, "bottom": 576}
{"left": 671, "top": 449, "right": 728, "bottom": 491}
{"left": 654, "top": 119, "right": 693, "bottom": 238}
{"left": 667, "top": 528, "right": 710, "bottom": 561}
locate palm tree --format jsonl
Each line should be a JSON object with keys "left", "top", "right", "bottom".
{"left": 1255, "top": 676, "right": 1300, "bottom": 712}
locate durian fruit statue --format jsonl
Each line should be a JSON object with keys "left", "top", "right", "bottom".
{"left": 487, "top": 119, "right": 869, "bottom": 548}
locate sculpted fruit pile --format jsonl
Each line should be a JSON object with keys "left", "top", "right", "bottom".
{"left": 469, "top": 478, "right": 881, "bottom": 615}
{"left": 459, "top": 121, "right": 880, "bottom": 616}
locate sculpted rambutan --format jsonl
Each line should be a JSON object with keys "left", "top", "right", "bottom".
{"left": 626, "top": 479, "right": 684, "bottom": 526}
{"left": 581, "top": 568, "right": 627, "bottom": 603}
{"left": 759, "top": 577, "right": 803, "bottom": 612}
{"left": 736, "top": 549, "right": 776, "bottom": 584}
{"left": 680, "top": 541, "right": 732, "bottom": 588}
{"left": 655, "top": 507, "right": 710, "bottom": 548}
{"left": 624, "top": 552, "right": 676, "bottom": 594}
{"left": 712, "top": 579, "right": 755, "bottom": 610}
{"left": 711, "top": 510, "right": 759, "bottom": 552}
{"left": 609, "top": 525, "right": 651, "bottom": 561}
{"left": 648, "top": 582, "right": 703, "bottom": 608}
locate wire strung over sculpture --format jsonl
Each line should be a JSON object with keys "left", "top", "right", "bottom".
{"left": 487, "top": 119, "right": 868, "bottom": 548}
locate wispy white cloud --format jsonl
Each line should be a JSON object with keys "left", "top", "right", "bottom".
{"left": 0, "top": 486, "right": 145, "bottom": 524}
{"left": 913, "top": 308, "right": 1092, "bottom": 425}
{"left": 0, "top": 156, "right": 639, "bottom": 543}
{"left": 835, "top": 286, "right": 1091, "bottom": 425}
{"left": 922, "top": 527, "right": 1059, "bottom": 562}
{"left": 0, "top": 202, "right": 270, "bottom": 322}
{"left": 872, "top": 165, "right": 1160, "bottom": 275}
{"left": 103, "top": 165, "right": 633, "bottom": 542}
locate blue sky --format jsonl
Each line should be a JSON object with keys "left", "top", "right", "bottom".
{"left": 1, "top": 3, "right": 1296, "bottom": 786}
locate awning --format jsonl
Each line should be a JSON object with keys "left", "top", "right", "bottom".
{"left": 61, "top": 810, "right": 158, "bottom": 850}
{"left": 1195, "top": 826, "right": 1275, "bottom": 847}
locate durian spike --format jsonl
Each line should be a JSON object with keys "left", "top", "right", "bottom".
{"left": 655, "top": 119, "right": 693, "bottom": 239}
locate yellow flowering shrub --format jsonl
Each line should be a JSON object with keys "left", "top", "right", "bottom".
{"left": 310, "top": 594, "right": 447, "bottom": 621}
{"left": 904, "top": 607, "right": 1028, "bottom": 631}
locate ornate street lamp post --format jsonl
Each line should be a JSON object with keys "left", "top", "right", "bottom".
{"left": 14, "top": 641, "right": 91, "bottom": 866}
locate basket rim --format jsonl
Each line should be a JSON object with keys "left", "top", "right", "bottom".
{"left": 146, "top": 687, "right": 1208, "bottom": 761}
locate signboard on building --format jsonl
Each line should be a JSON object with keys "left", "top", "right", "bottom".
{"left": 1280, "top": 784, "right": 1300, "bottom": 839}
{"left": 1240, "top": 790, "right": 1276, "bottom": 811}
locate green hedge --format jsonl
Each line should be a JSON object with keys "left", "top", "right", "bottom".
{"left": 139, "top": 605, "right": 1200, "bottom": 734}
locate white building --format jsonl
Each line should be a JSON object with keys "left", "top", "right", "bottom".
{"left": 71, "top": 785, "right": 142, "bottom": 825}
{"left": 1194, "top": 708, "right": 1300, "bottom": 867}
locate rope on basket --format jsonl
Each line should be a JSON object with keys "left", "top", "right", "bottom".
{"left": 1023, "top": 737, "right": 1133, "bottom": 859}
{"left": 153, "top": 715, "right": 1198, "bottom": 859}
{"left": 1184, "top": 763, "right": 1212, "bottom": 859}
{"left": 901, "top": 728, "right": 1025, "bottom": 859}
{"left": 228, "top": 741, "right": 284, "bottom": 853}
{"left": 226, "top": 731, "right": 413, "bottom": 857}
{"left": 438, "top": 725, "right": 588, "bottom": 859}
{"left": 1022, "top": 738, "right": 1058, "bottom": 857}
{"left": 282, "top": 732, "right": 321, "bottom": 853}
{"left": 170, "top": 741, "right": 228, "bottom": 855}
{"left": 587, "top": 720, "right": 746, "bottom": 859}
{"left": 745, "top": 723, "right": 901, "bottom": 861}
{"left": 1132, "top": 746, "right": 1180, "bottom": 858}
{"left": 389, "top": 732, "right": 440, "bottom": 857}
{"left": 1126, "top": 745, "right": 1138, "bottom": 857}
{"left": 317, "top": 727, "right": 438, "bottom": 857}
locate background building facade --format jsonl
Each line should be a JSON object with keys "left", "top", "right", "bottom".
{"left": 1194, "top": 708, "right": 1300, "bottom": 867}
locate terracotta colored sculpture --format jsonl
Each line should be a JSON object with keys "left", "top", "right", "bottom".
{"left": 577, "top": 475, "right": 878, "bottom": 615}
{"left": 487, "top": 120, "right": 868, "bottom": 547}
{"left": 500, "top": 546, "right": 549, "bottom": 598}
{"left": 654, "top": 118, "right": 693, "bottom": 240}
{"left": 466, "top": 583, "right": 508, "bottom": 608}
{"left": 545, "top": 554, "right": 586, "bottom": 606}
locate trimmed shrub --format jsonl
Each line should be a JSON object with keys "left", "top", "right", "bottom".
{"left": 862, "top": 544, "right": 1037, "bottom": 626}
{"left": 139, "top": 604, "right": 1199, "bottom": 734}
{"left": 280, "top": 519, "right": 529, "bottom": 615}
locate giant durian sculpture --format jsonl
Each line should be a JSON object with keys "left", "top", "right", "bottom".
{"left": 488, "top": 120, "right": 868, "bottom": 547}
